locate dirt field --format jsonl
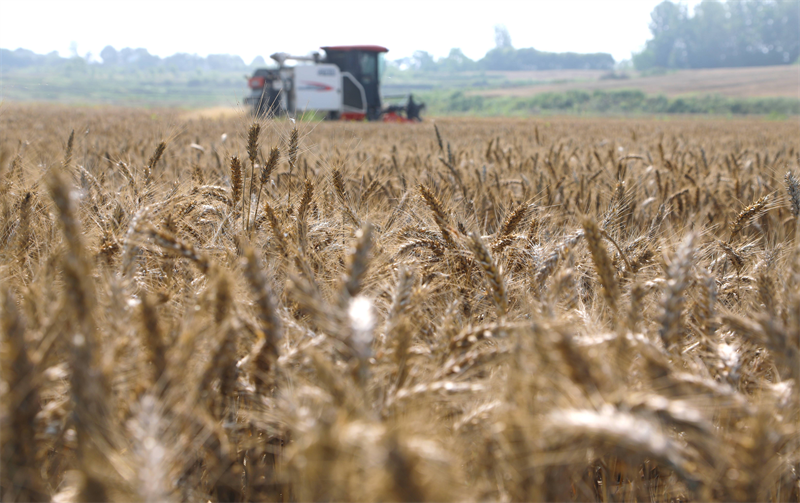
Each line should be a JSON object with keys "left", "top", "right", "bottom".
{"left": 1, "top": 104, "right": 799, "bottom": 502}
{"left": 477, "top": 65, "right": 800, "bottom": 98}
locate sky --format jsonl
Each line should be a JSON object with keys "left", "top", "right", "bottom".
{"left": 0, "top": 0, "right": 704, "bottom": 64}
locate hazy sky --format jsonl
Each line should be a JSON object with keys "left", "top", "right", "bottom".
{"left": 1, "top": 0, "right": 703, "bottom": 63}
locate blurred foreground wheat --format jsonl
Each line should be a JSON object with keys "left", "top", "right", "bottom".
{"left": 1, "top": 104, "right": 799, "bottom": 502}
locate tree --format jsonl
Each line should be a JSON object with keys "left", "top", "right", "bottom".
{"left": 651, "top": 1, "right": 689, "bottom": 67}
{"left": 439, "top": 48, "right": 477, "bottom": 72}
{"left": 480, "top": 46, "right": 614, "bottom": 71}
{"left": 481, "top": 47, "right": 520, "bottom": 70}
{"left": 410, "top": 50, "right": 437, "bottom": 71}
{"left": 633, "top": 0, "right": 800, "bottom": 70}
{"left": 250, "top": 56, "right": 267, "bottom": 68}
{"left": 118, "top": 48, "right": 159, "bottom": 69}
{"left": 633, "top": 1, "right": 689, "bottom": 69}
{"left": 100, "top": 46, "right": 118, "bottom": 65}
{"left": 686, "top": 0, "right": 730, "bottom": 68}
{"left": 206, "top": 54, "right": 246, "bottom": 71}
{"left": 163, "top": 53, "right": 204, "bottom": 72}
{"left": 494, "top": 25, "right": 513, "bottom": 49}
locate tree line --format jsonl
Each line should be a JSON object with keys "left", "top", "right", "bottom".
{"left": 396, "top": 26, "right": 615, "bottom": 72}
{"left": 4, "top": 37, "right": 616, "bottom": 76}
{"left": 1, "top": 46, "right": 266, "bottom": 72}
{"left": 633, "top": 0, "right": 799, "bottom": 70}
{"left": 8, "top": 2, "right": 793, "bottom": 79}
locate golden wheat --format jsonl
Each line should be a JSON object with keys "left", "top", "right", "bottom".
{"left": 0, "top": 104, "right": 798, "bottom": 502}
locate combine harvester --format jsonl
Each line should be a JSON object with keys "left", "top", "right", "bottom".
{"left": 245, "top": 45, "right": 424, "bottom": 122}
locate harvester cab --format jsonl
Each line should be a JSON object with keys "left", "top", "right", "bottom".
{"left": 245, "top": 45, "right": 423, "bottom": 122}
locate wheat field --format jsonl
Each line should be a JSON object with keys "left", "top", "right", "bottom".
{"left": 1, "top": 104, "right": 799, "bottom": 502}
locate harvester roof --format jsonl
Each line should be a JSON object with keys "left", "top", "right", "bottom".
{"left": 321, "top": 45, "right": 388, "bottom": 53}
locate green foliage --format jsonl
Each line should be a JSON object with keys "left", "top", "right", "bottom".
{"left": 391, "top": 23, "right": 614, "bottom": 74}
{"left": 438, "top": 49, "right": 479, "bottom": 72}
{"left": 494, "top": 25, "right": 513, "bottom": 49}
{"left": 397, "top": 45, "right": 616, "bottom": 73}
{"left": 0, "top": 46, "right": 271, "bottom": 108}
{"left": 634, "top": 0, "right": 800, "bottom": 70}
{"left": 2, "top": 67, "right": 246, "bottom": 108}
{"left": 421, "top": 89, "right": 800, "bottom": 116}
{"left": 1, "top": 48, "right": 67, "bottom": 68}
{"left": 2, "top": 46, "right": 260, "bottom": 72}
{"left": 480, "top": 47, "right": 615, "bottom": 71}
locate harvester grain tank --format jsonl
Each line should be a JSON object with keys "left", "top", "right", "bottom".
{"left": 245, "top": 45, "right": 423, "bottom": 122}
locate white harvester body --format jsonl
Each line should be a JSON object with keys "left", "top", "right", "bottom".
{"left": 246, "top": 46, "right": 421, "bottom": 122}
{"left": 292, "top": 64, "right": 342, "bottom": 113}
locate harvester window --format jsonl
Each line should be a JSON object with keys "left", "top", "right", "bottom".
{"left": 324, "top": 52, "right": 347, "bottom": 72}
{"left": 378, "top": 53, "right": 386, "bottom": 81}
{"left": 359, "top": 53, "right": 376, "bottom": 84}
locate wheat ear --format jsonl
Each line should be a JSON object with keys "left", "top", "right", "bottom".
{"left": 468, "top": 231, "right": 508, "bottom": 316}
{"left": 582, "top": 217, "right": 620, "bottom": 313}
